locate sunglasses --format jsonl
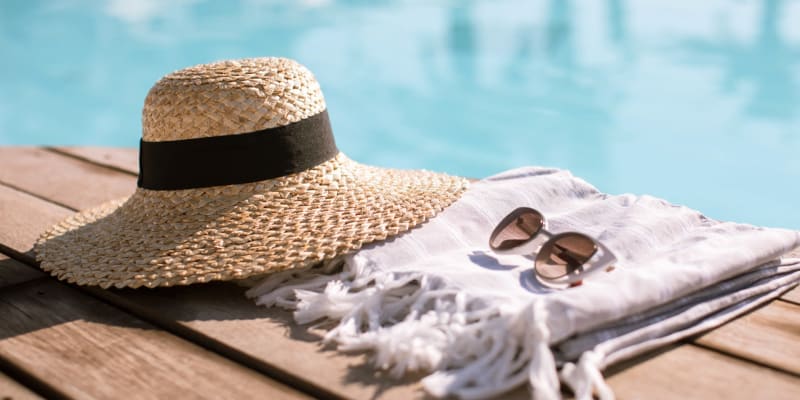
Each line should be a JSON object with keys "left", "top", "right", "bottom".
{"left": 489, "top": 207, "right": 617, "bottom": 288}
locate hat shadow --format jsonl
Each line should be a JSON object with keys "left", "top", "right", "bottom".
{"left": 2, "top": 244, "right": 427, "bottom": 400}
{"left": 106, "top": 281, "right": 435, "bottom": 399}
{"left": 0, "top": 265, "right": 429, "bottom": 400}
{"left": 30, "top": 192, "right": 434, "bottom": 396}
{"left": 0, "top": 263, "right": 163, "bottom": 342}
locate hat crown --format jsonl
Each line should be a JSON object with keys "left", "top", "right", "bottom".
{"left": 142, "top": 57, "right": 326, "bottom": 142}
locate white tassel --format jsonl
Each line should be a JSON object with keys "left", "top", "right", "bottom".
{"left": 561, "top": 350, "right": 614, "bottom": 400}
{"left": 422, "top": 301, "right": 560, "bottom": 400}
{"left": 251, "top": 259, "right": 564, "bottom": 400}
{"left": 528, "top": 301, "right": 560, "bottom": 400}
{"left": 245, "top": 257, "right": 346, "bottom": 307}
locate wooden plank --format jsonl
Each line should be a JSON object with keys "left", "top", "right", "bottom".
{"left": 0, "top": 185, "right": 71, "bottom": 259}
{"left": 0, "top": 147, "right": 136, "bottom": 210}
{"left": 7, "top": 207, "right": 787, "bottom": 400}
{"left": 99, "top": 283, "right": 437, "bottom": 400}
{"left": 0, "top": 255, "right": 43, "bottom": 288}
{"left": 607, "top": 345, "right": 800, "bottom": 400}
{"left": 0, "top": 279, "right": 306, "bottom": 400}
{"left": 0, "top": 151, "right": 500, "bottom": 399}
{"left": 695, "top": 300, "right": 800, "bottom": 375}
{"left": 783, "top": 286, "right": 800, "bottom": 305}
{"left": 101, "top": 286, "right": 535, "bottom": 400}
{"left": 1, "top": 147, "right": 799, "bottom": 398}
{"left": 781, "top": 247, "right": 800, "bottom": 304}
{"left": 0, "top": 371, "right": 42, "bottom": 400}
{"left": 49, "top": 147, "right": 138, "bottom": 175}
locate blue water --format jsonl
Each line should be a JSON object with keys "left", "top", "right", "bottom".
{"left": 1, "top": 0, "right": 799, "bottom": 229}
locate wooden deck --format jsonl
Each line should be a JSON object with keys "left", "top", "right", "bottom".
{"left": 0, "top": 146, "right": 798, "bottom": 399}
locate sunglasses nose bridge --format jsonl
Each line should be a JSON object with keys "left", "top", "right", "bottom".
{"left": 515, "top": 228, "right": 552, "bottom": 254}
{"left": 490, "top": 226, "right": 551, "bottom": 255}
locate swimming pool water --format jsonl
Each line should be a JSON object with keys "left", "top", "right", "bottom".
{"left": 1, "top": 0, "right": 799, "bottom": 229}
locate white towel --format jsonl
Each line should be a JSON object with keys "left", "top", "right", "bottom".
{"left": 246, "top": 167, "right": 800, "bottom": 400}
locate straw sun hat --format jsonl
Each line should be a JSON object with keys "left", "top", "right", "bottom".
{"left": 35, "top": 57, "right": 469, "bottom": 289}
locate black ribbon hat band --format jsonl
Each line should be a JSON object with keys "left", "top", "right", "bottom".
{"left": 138, "top": 110, "right": 338, "bottom": 190}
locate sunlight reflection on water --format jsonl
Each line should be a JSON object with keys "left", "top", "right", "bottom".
{"left": 1, "top": 0, "right": 798, "bottom": 228}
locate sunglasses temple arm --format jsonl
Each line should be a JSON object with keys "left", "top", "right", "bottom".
{"left": 585, "top": 241, "right": 618, "bottom": 276}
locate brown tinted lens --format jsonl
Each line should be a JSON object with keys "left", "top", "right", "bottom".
{"left": 535, "top": 233, "right": 598, "bottom": 279}
{"left": 489, "top": 208, "right": 544, "bottom": 250}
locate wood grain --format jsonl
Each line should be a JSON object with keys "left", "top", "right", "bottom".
{"left": 100, "top": 282, "right": 440, "bottom": 400}
{"left": 0, "top": 185, "right": 71, "bottom": 259}
{"left": 0, "top": 279, "right": 306, "bottom": 400}
{"left": 0, "top": 371, "right": 42, "bottom": 400}
{"left": 695, "top": 300, "right": 800, "bottom": 375}
{"left": 0, "top": 255, "right": 43, "bottom": 289}
{"left": 2, "top": 147, "right": 800, "bottom": 399}
{"left": 781, "top": 247, "right": 800, "bottom": 304}
{"left": 49, "top": 147, "right": 138, "bottom": 175}
{"left": 0, "top": 147, "right": 136, "bottom": 210}
{"left": 783, "top": 286, "right": 800, "bottom": 305}
{"left": 0, "top": 166, "right": 496, "bottom": 399}
{"left": 607, "top": 345, "right": 800, "bottom": 400}
{"left": 0, "top": 150, "right": 438, "bottom": 398}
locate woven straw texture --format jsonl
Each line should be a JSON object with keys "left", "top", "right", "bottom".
{"left": 143, "top": 58, "right": 326, "bottom": 141}
{"left": 34, "top": 57, "right": 469, "bottom": 289}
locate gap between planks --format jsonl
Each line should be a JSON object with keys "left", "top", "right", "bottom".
{"left": 0, "top": 163, "right": 311, "bottom": 398}
{"left": 29, "top": 147, "right": 800, "bottom": 306}
{"left": 0, "top": 221, "right": 308, "bottom": 399}
{"left": 26, "top": 147, "right": 800, "bottom": 307}
{"left": 0, "top": 149, "right": 380, "bottom": 399}
{"left": 1, "top": 147, "right": 799, "bottom": 399}
{"left": 0, "top": 273, "right": 307, "bottom": 400}
{"left": 46, "top": 146, "right": 138, "bottom": 176}
{"left": 0, "top": 357, "right": 52, "bottom": 400}
{"left": 605, "top": 344, "right": 800, "bottom": 400}
{"left": 0, "top": 148, "right": 446, "bottom": 399}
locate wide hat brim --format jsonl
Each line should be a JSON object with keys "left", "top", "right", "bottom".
{"left": 34, "top": 154, "right": 469, "bottom": 288}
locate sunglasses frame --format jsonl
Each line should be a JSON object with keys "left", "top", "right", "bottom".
{"left": 489, "top": 207, "right": 617, "bottom": 288}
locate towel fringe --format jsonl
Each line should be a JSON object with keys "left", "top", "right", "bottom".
{"left": 246, "top": 255, "right": 565, "bottom": 399}
{"left": 560, "top": 350, "right": 614, "bottom": 400}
